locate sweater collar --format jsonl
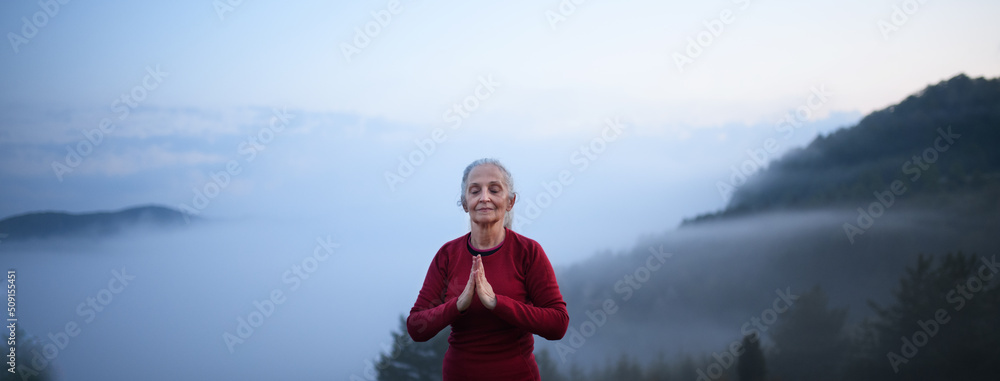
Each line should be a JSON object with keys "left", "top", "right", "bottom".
{"left": 466, "top": 228, "right": 506, "bottom": 256}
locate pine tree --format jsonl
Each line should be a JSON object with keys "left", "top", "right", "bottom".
{"left": 857, "top": 252, "right": 1000, "bottom": 381}
{"left": 535, "top": 348, "right": 566, "bottom": 381}
{"left": 769, "top": 286, "right": 849, "bottom": 381}
{"left": 736, "top": 334, "right": 765, "bottom": 381}
{"left": 611, "top": 353, "right": 642, "bottom": 381}
{"left": 375, "top": 315, "right": 450, "bottom": 381}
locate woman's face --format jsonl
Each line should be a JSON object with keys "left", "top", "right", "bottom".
{"left": 464, "top": 164, "right": 514, "bottom": 227}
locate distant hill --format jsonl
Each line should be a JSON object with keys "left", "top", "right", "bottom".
{"left": 0, "top": 205, "right": 195, "bottom": 242}
{"left": 686, "top": 74, "right": 1000, "bottom": 224}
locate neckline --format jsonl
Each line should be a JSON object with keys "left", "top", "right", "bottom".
{"left": 466, "top": 229, "right": 506, "bottom": 256}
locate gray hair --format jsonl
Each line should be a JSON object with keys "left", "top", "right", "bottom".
{"left": 457, "top": 158, "right": 516, "bottom": 229}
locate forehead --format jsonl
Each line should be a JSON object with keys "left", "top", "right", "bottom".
{"left": 467, "top": 164, "right": 505, "bottom": 186}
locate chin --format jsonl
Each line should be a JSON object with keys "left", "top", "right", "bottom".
{"left": 471, "top": 217, "right": 501, "bottom": 225}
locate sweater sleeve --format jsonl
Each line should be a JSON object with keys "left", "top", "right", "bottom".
{"left": 491, "top": 243, "right": 569, "bottom": 341}
{"left": 407, "top": 248, "right": 462, "bottom": 342}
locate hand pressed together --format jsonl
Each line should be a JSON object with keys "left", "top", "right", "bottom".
{"left": 456, "top": 258, "right": 476, "bottom": 312}
{"left": 474, "top": 255, "right": 497, "bottom": 309}
{"left": 456, "top": 255, "right": 497, "bottom": 312}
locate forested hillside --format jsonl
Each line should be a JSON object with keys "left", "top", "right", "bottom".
{"left": 689, "top": 74, "right": 1000, "bottom": 224}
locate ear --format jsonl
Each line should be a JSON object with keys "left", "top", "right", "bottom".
{"left": 507, "top": 193, "right": 516, "bottom": 211}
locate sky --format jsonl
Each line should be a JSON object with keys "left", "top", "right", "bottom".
{"left": 1, "top": 1, "right": 1000, "bottom": 379}
{"left": 1, "top": 0, "right": 999, "bottom": 259}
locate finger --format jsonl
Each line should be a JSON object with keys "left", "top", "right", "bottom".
{"left": 466, "top": 262, "right": 476, "bottom": 288}
{"left": 476, "top": 269, "right": 489, "bottom": 289}
{"left": 475, "top": 268, "right": 486, "bottom": 288}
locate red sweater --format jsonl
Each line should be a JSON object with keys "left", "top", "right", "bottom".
{"left": 407, "top": 228, "right": 569, "bottom": 381}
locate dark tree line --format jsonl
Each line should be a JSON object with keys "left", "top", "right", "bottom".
{"left": 848, "top": 252, "right": 1000, "bottom": 380}
{"left": 376, "top": 251, "right": 1000, "bottom": 380}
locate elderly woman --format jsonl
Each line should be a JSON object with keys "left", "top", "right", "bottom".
{"left": 406, "top": 158, "right": 569, "bottom": 381}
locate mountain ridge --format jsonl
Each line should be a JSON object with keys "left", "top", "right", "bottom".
{"left": 0, "top": 204, "right": 195, "bottom": 242}
{"left": 684, "top": 73, "right": 1000, "bottom": 225}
